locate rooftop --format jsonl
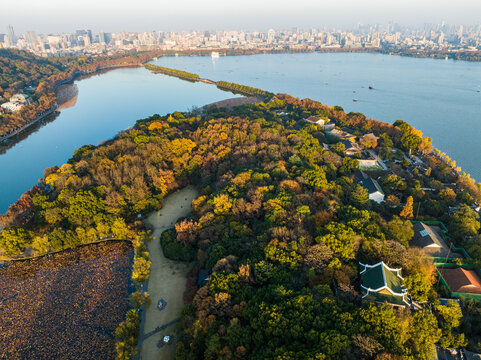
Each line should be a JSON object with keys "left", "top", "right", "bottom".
{"left": 361, "top": 177, "right": 384, "bottom": 195}
{"left": 411, "top": 222, "right": 442, "bottom": 248}
{"left": 411, "top": 222, "right": 462, "bottom": 258}
{"left": 439, "top": 268, "right": 481, "bottom": 295}
{"left": 360, "top": 261, "right": 409, "bottom": 306}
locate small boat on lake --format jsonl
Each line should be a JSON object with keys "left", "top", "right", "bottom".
{"left": 353, "top": 99, "right": 358, "bottom": 102}
{"left": 369, "top": 86, "right": 374, "bottom": 90}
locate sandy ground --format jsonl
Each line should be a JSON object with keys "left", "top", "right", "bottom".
{"left": 202, "top": 96, "right": 262, "bottom": 110}
{"left": 140, "top": 186, "right": 199, "bottom": 360}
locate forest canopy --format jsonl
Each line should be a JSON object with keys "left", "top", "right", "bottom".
{"left": 1, "top": 92, "right": 480, "bottom": 359}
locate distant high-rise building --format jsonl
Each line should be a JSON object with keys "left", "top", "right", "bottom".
{"left": 83, "top": 35, "right": 91, "bottom": 46}
{"left": 7, "top": 25, "right": 16, "bottom": 45}
{"left": 438, "top": 32, "right": 445, "bottom": 44}
{"left": 99, "top": 32, "right": 106, "bottom": 44}
{"left": 458, "top": 25, "right": 464, "bottom": 38}
{"left": 87, "top": 30, "right": 93, "bottom": 43}
{"left": 267, "top": 29, "right": 275, "bottom": 43}
{"left": 26, "top": 31, "right": 37, "bottom": 45}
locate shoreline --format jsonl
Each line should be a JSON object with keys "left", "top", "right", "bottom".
{"left": 150, "top": 47, "right": 481, "bottom": 63}
{"left": 0, "top": 64, "right": 142, "bottom": 147}
{"left": 2, "top": 48, "right": 477, "bottom": 149}
{"left": 0, "top": 106, "right": 59, "bottom": 144}
{"left": 1, "top": 52, "right": 479, "bottom": 216}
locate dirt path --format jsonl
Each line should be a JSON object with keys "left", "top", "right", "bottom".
{"left": 140, "top": 186, "right": 198, "bottom": 360}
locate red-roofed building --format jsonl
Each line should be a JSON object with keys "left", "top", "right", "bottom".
{"left": 439, "top": 268, "right": 481, "bottom": 295}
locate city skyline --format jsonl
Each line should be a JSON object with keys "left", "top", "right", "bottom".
{"left": 2, "top": 22, "right": 480, "bottom": 58}
{"left": 2, "top": 0, "right": 481, "bottom": 34}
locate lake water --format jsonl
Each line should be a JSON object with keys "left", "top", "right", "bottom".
{"left": 0, "top": 67, "right": 237, "bottom": 213}
{"left": 1, "top": 53, "right": 480, "bottom": 212}
{"left": 152, "top": 53, "right": 481, "bottom": 181}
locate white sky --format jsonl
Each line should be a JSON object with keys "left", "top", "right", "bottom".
{"left": 2, "top": 0, "right": 480, "bottom": 34}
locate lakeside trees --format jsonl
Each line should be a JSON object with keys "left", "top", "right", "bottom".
{"left": 144, "top": 63, "right": 275, "bottom": 101}
{"left": 144, "top": 64, "right": 200, "bottom": 81}
{"left": 216, "top": 80, "right": 273, "bottom": 100}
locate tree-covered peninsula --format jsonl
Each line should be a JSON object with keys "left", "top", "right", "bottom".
{"left": 1, "top": 93, "right": 481, "bottom": 359}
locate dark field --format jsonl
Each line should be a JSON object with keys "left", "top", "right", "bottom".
{"left": 0, "top": 241, "right": 133, "bottom": 360}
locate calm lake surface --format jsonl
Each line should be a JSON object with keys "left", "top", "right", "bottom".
{"left": 0, "top": 67, "right": 237, "bottom": 212}
{"left": 153, "top": 52, "right": 481, "bottom": 180}
{"left": 1, "top": 53, "right": 480, "bottom": 212}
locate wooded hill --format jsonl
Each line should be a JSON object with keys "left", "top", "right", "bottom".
{"left": 1, "top": 95, "right": 481, "bottom": 359}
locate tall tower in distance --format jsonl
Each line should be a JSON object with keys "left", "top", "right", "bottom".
{"left": 8, "top": 25, "right": 16, "bottom": 46}
{"left": 99, "top": 31, "right": 106, "bottom": 44}
{"left": 26, "top": 31, "right": 37, "bottom": 45}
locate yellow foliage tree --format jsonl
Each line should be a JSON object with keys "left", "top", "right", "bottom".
{"left": 170, "top": 138, "right": 197, "bottom": 157}
{"left": 148, "top": 121, "right": 163, "bottom": 132}
{"left": 418, "top": 137, "right": 433, "bottom": 154}
{"left": 400, "top": 196, "right": 414, "bottom": 219}
{"left": 213, "top": 194, "right": 233, "bottom": 215}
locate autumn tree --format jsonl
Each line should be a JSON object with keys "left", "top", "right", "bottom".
{"left": 439, "top": 188, "right": 456, "bottom": 205}
{"left": 213, "top": 194, "right": 233, "bottom": 215}
{"left": 360, "top": 135, "right": 378, "bottom": 149}
{"left": 115, "top": 309, "right": 140, "bottom": 359}
{"left": 386, "top": 195, "right": 400, "bottom": 207}
{"left": 175, "top": 219, "right": 198, "bottom": 246}
{"left": 0, "top": 227, "right": 33, "bottom": 256}
{"left": 400, "top": 196, "right": 414, "bottom": 220}
{"left": 404, "top": 273, "right": 431, "bottom": 302}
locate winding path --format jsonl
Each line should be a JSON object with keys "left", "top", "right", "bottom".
{"left": 139, "top": 186, "right": 198, "bottom": 360}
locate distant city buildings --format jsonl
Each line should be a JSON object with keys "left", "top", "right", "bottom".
{"left": 7, "top": 25, "right": 16, "bottom": 46}
{"left": 0, "top": 23, "right": 480, "bottom": 57}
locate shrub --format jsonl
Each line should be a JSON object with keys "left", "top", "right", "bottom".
{"left": 160, "top": 228, "right": 196, "bottom": 262}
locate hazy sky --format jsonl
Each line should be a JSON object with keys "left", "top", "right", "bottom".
{"left": 2, "top": 0, "right": 481, "bottom": 34}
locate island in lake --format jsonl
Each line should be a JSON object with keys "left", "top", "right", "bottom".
{"left": 1, "top": 64, "right": 481, "bottom": 359}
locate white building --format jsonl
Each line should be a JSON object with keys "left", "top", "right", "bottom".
{"left": 0, "top": 93, "right": 31, "bottom": 113}
{"left": 1, "top": 102, "right": 24, "bottom": 112}
{"left": 356, "top": 171, "right": 385, "bottom": 203}
{"left": 304, "top": 115, "right": 325, "bottom": 126}
{"left": 358, "top": 159, "right": 380, "bottom": 169}
{"left": 304, "top": 116, "right": 335, "bottom": 130}
{"left": 10, "top": 94, "right": 31, "bottom": 104}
